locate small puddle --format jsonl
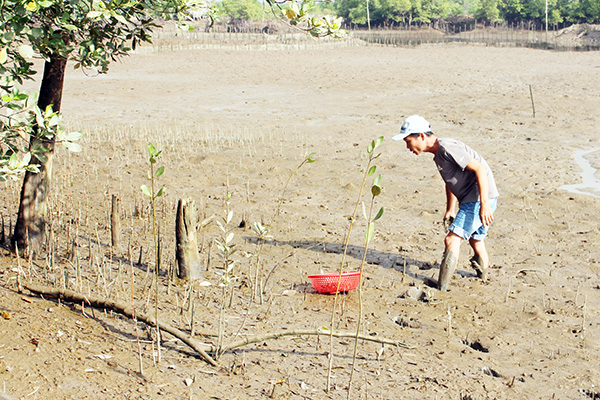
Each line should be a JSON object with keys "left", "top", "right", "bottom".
{"left": 560, "top": 148, "right": 600, "bottom": 199}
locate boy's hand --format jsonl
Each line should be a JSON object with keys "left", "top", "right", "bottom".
{"left": 480, "top": 203, "right": 494, "bottom": 227}
{"left": 443, "top": 214, "right": 455, "bottom": 230}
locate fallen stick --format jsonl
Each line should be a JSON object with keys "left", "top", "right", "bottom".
{"left": 23, "top": 282, "right": 218, "bottom": 366}
{"left": 221, "top": 328, "right": 410, "bottom": 354}
{"left": 23, "top": 283, "right": 408, "bottom": 363}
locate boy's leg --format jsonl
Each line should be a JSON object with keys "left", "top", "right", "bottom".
{"left": 438, "top": 232, "right": 462, "bottom": 291}
{"left": 469, "top": 238, "right": 489, "bottom": 280}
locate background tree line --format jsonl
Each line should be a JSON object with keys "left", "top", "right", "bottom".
{"left": 214, "top": 0, "right": 600, "bottom": 29}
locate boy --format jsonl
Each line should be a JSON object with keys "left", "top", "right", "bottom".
{"left": 393, "top": 115, "right": 499, "bottom": 291}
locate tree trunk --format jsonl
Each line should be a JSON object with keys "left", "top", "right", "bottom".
{"left": 12, "top": 55, "right": 67, "bottom": 256}
{"left": 175, "top": 198, "right": 202, "bottom": 280}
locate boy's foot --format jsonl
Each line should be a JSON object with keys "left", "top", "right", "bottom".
{"left": 470, "top": 255, "right": 488, "bottom": 281}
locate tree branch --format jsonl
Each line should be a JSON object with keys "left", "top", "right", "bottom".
{"left": 221, "top": 328, "right": 410, "bottom": 354}
{"left": 23, "top": 283, "right": 409, "bottom": 366}
{"left": 23, "top": 282, "right": 218, "bottom": 366}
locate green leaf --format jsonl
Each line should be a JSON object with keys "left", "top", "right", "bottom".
{"left": 61, "top": 24, "right": 78, "bottom": 32}
{"left": 30, "top": 27, "right": 44, "bottom": 39}
{"left": 367, "top": 165, "right": 376, "bottom": 178}
{"left": 61, "top": 131, "right": 84, "bottom": 141}
{"left": 371, "top": 185, "right": 381, "bottom": 197}
{"left": 148, "top": 143, "right": 157, "bottom": 156}
{"left": 0, "top": 48, "right": 7, "bottom": 64}
{"left": 154, "top": 165, "right": 165, "bottom": 178}
{"left": 368, "top": 136, "right": 385, "bottom": 154}
{"left": 34, "top": 153, "right": 47, "bottom": 163}
{"left": 25, "top": 1, "right": 37, "bottom": 11}
{"left": 8, "top": 153, "right": 18, "bottom": 169}
{"left": 156, "top": 187, "right": 165, "bottom": 197}
{"left": 372, "top": 174, "right": 382, "bottom": 187}
{"left": 141, "top": 184, "right": 151, "bottom": 197}
{"left": 114, "top": 14, "right": 128, "bottom": 25}
{"left": 62, "top": 141, "right": 82, "bottom": 152}
{"left": 306, "top": 152, "right": 316, "bottom": 163}
{"left": 373, "top": 207, "right": 385, "bottom": 221}
{"left": 365, "top": 222, "right": 374, "bottom": 245}
{"left": 371, "top": 174, "right": 382, "bottom": 196}
{"left": 86, "top": 11, "right": 103, "bottom": 19}
{"left": 17, "top": 45, "right": 34, "bottom": 59}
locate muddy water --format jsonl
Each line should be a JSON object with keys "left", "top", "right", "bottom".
{"left": 560, "top": 148, "right": 600, "bottom": 198}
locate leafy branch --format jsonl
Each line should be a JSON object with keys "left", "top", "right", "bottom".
{"left": 265, "top": 0, "right": 345, "bottom": 38}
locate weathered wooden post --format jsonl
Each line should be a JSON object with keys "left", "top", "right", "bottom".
{"left": 111, "top": 194, "right": 121, "bottom": 249}
{"left": 175, "top": 198, "right": 202, "bottom": 280}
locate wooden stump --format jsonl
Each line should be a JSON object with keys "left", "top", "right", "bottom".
{"left": 175, "top": 198, "right": 202, "bottom": 280}
{"left": 110, "top": 194, "right": 121, "bottom": 249}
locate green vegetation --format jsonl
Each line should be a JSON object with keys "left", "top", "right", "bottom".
{"left": 335, "top": 0, "right": 600, "bottom": 26}
{"left": 215, "top": 0, "right": 265, "bottom": 20}
{"left": 212, "top": 0, "right": 600, "bottom": 29}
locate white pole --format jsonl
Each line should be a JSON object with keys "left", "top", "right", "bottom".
{"left": 545, "top": 0, "right": 548, "bottom": 38}
{"left": 367, "top": 0, "right": 371, "bottom": 31}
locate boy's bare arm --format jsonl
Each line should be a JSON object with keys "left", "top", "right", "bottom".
{"left": 465, "top": 159, "right": 494, "bottom": 227}
{"left": 444, "top": 185, "right": 458, "bottom": 222}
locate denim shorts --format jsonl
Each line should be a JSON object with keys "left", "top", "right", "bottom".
{"left": 449, "top": 197, "right": 498, "bottom": 241}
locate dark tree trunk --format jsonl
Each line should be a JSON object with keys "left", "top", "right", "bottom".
{"left": 12, "top": 55, "right": 67, "bottom": 256}
{"left": 175, "top": 198, "right": 202, "bottom": 280}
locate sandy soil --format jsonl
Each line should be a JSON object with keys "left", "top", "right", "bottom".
{"left": 1, "top": 33, "right": 600, "bottom": 400}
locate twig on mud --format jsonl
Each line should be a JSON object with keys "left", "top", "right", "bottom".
{"left": 220, "top": 327, "right": 409, "bottom": 354}
{"left": 22, "top": 283, "right": 409, "bottom": 365}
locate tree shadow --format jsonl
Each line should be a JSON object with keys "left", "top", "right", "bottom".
{"left": 244, "top": 236, "right": 443, "bottom": 288}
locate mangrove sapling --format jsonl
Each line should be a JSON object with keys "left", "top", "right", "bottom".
{"left": 215, "top": 192, "right": 237, "bottom": 359}
{"left": 347, "top": 173, "right": 384, "bottom": 398}
{"left": 140, "top": 143, "right": 166, "bottom": 363}
{"left": 327, "top": 136, "right": 383, "bottom": 392}
{"left": 251, "top": 152, "right": 316, "bottom": 302}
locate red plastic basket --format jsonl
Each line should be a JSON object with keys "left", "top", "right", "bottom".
{"left": 308, "top": 271, "right": 362, "bottom": 294}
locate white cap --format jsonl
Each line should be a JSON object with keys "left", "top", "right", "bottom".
{"left": 392, "top": 115, "right": 431, "bottom": 141}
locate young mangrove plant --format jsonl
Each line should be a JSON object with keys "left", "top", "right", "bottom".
{"left": 140, "top": 143, "right": 165, "bottom": 363}
{"left": 251, "top": 151, "right": 316, "bottom": 302}
{"left": 326, "top": 136, "right": 383, "bottom": 392}
{"left": 215, "top": 192, "right": 237, "bottom": 358}
{"left": 347, "top": 173, "right": 384, "bottom": 398}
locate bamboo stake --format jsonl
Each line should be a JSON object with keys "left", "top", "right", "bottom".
{"left": 529, "top": 84, "right": 536, "bottom": 118}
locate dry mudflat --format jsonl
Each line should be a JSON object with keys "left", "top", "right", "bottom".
{"left": 1, "top": 32, "right": 600, "bottom": 399}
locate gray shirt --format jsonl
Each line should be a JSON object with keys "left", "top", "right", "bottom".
{"left": 433, "top": 138, "right": 499, "bottom": 204}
